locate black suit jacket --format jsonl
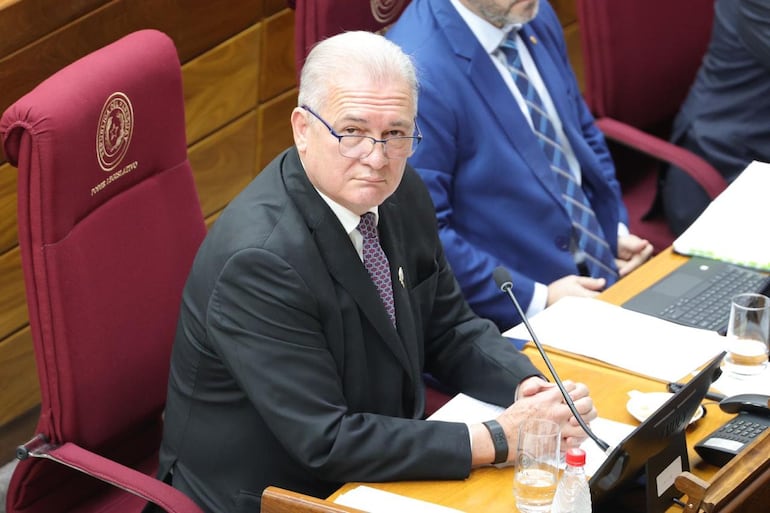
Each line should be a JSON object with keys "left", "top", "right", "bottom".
{"left": 157, "top": 148, "right": 540, "bottom": 513}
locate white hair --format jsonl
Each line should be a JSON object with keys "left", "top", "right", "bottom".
{"left": 298, "top": 31, "right": 418, "bottom": 113}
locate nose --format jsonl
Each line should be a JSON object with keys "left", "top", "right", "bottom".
{"left": 361, "top": 140, "right": 389, "bottom": 167}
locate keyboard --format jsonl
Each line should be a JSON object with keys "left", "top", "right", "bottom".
{"left": 657, "top": 265, "right": 770, "bottom": 333}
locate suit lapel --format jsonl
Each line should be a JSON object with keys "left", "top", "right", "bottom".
{"left": 282, "top": 150, "right": 412, "bottom": 375}
{"left": 378, "top": 198, "right": 420, "bottom": 381}
{"left": 432, "top": 0, "right": 562, "bottom": 205}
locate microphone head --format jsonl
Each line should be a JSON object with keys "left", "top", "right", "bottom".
{"left": 493, "top": 266, "right": 513, "bottom": 291}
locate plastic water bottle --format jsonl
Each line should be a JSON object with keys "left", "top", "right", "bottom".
{"left": 551, "top": 448, "right": 592, "bottom": 513}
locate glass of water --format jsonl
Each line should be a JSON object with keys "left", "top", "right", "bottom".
{"left": 724, "top": 293, "right": 770, "bottom": 376}
{"left": 512, "top": 418, "right": 560, "bottom": 513}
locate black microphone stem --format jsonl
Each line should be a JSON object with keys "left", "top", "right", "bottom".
{"left": 501, "top": 281, "right": 610, "bottom": 452}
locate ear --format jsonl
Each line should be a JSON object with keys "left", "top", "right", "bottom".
{"left": 291, "top": 107, "right": 310, "bottom": 153}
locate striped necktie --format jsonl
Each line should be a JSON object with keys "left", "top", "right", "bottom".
{"left": 358, "top": 212, "right": 396, "bottom": 326}
{"left": 499, "top": 34, "right": 618, "bottom": 283}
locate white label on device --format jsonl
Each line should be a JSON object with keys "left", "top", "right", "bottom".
{"left": 703, "top": 438, "right": 743, "bottom": 452}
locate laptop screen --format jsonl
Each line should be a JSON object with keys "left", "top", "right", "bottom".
{"left": 589, "top": 351, "right": 725, "bottom": 507}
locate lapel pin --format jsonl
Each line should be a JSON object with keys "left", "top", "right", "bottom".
{"left": 398, "top": 267, "right": 405, "bottom": 288}
{"left": 530, "top": 35, "right": 537, "bottom": 45}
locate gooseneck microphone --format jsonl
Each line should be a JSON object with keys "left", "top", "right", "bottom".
{"left": 493, "top": 267, "right": 610, "bottom": 452}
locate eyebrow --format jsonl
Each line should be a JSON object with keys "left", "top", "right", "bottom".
{"left": 337, "top": 114, "right": 412, "bottom": 129}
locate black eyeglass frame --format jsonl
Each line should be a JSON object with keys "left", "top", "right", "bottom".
{"left": 301, "top": 104, "right": 422, "bottom": 159}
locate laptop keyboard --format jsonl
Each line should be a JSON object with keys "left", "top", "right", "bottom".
{"left": 658, "top": 266, "right": 770, "bottom": 332}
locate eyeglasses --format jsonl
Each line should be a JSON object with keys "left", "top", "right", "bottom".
{"left": 302, "top": 105, "right": 422, "bottom": 160}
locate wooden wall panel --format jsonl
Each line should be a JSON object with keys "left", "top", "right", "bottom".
{"left": 257, "top": 90, "right": 298, "bottom": 170}
{"left": 0, "top": 329, "right": 38, "bottom": 428}
{"left": 0, "top": 248, "right": 26, "bottom": 338}
{"left": 0, "top": 0, "right": 109, "bottom": 56}
{"left": 0, "top": 162, "right": 17, "bottom": 254}
{"left": 183, "top": 24, "right": 262, "bottom": 145}
{"left": 259, "top": 9, "right": 296, "bottom": 102}
{"left": 190, "top": 112, "right": 260, "bottom": 218}
{"left": 0, "top": 0, "right": 263, "bottom": 164}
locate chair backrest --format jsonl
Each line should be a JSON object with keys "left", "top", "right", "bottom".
{"left": 261, "top": 487, "right": 366, "bottom": 513}
{"left": 578, "top": 0, "right": 714, "bottom": 134}
{"left": 291, "top": 0, "right": 410, "bottom": 80}
{"left": 1, "top": 29, "right": 206, "bottom": 513}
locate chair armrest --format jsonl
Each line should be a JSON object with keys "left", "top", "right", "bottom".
{"left": 19, "top": 437, "right": 204, "bottom": 513}
{"left": 595, "top": 117, "right": 728, "bottom": 199}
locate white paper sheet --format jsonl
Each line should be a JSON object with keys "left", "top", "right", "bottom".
{"left": 673, "top": 160, "right": 770, "bottom": 271}
{"left": 504, "top": 296, "right": 726, "bottom": 382}
{"left": 335, "top": 485, "right": 466, "bottom": 513}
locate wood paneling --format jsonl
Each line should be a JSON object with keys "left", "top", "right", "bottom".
{"left": 190, "top": 112, "right": 260, "bottom": 218}
{"left": 257, "top": 90, "right": 298, "bottom": 170}
{"left": 0, "top": 161, "right": 17, "bottom": 254}
{"left": 259, "top": 9, "right": 296, "bottom": 102}
{"left": 183, "top": 24, "right": 262, "bottom": 145}
{"left": 0, "top": 0, "right": 109, "bottom": 57}
{"left": 0, "top": 248, "right": 26, "bottom": 338}
{"left": 0, "top": 329, "right": 38, "bottom": 429}
{"left": 0, "top": 0, "right": 263, "bottom": 164}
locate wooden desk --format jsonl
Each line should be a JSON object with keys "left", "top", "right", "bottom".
{"left": 329, "top": 248, "right": 729, "bottom": 512}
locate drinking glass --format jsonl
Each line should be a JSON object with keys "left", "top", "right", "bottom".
{"left": 724, "top": 293, "right": 770, "bottom": 376}
{"left": 512, "top": 418, "right": 560, "bottom": 513}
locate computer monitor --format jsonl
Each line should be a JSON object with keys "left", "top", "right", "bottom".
{"left": 589, "top": 351, "right": 725, "bottom": 511}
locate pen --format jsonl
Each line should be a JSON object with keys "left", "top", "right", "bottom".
{"left": 667, "top": 382, "right": 726, "bottom": 402}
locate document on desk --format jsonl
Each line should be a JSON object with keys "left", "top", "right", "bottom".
{"left": 672, "top": 160, "right": 770, "bottom": 271}
{"left": 427, "top": 393, "right": 634, "bottom": 477}
{"left": 504, "top": 296, "right": 725, "bottom": 382}
{"left": 335, "top": 485, "right": 466, "bottom": 513}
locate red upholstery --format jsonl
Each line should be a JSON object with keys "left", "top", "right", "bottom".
{"left": 291, "top": 0, "right": 410, "bottom": 81}
{"left": 0, "top": 30, "right": 205, "bottom": 513}
{"left": 577, "top": 0, "right": 728, "bottom": 251}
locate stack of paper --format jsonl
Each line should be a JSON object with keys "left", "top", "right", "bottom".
{"left": 673, "top": 160, "right": 770, "bottom": 271}
{"left": 504, "top": 296, "right": 725, "bottom": 382}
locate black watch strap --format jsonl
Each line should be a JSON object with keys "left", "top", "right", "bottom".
{"left": 482, "top": 419, "right": 508, "bottom": 465}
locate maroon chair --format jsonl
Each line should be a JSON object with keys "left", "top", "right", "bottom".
{"left": 0, "top": 30, "right": 205, "bottom": 513}
{"left": 291, "top": 0, "right": 410, "bottom": 81}
{"left": 576, "top": 0, "right": 728, "bottom": 251}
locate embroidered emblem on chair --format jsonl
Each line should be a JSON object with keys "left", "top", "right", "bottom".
{"left": 97, "top": 92, "right": 134, "bottom": 172}
{"left": 370, "top": 0, "right": 406, "bottom": 24}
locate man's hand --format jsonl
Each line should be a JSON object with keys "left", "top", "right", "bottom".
{"left": 616, "top": 234, "right": 653, "bottom": 277}
{"left": 470, "top": 380, "right": 598, "bottom": 466}
{"left": 546, "top": 275, "right": 606, "bottom": 306}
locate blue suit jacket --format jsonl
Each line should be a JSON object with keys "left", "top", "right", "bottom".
{"left": 387, "top": 0, "right": 627, "bottom": 329}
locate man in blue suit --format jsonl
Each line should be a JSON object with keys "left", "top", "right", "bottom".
{"left": 387, "top": 0, "right": 653, "bottom": 331}
{"left": 662, "top": 0, "right": 770, "bottom": 236}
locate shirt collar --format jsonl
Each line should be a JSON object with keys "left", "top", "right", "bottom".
{"left": 316, "top": 188, "right": 378, "bottom": 235}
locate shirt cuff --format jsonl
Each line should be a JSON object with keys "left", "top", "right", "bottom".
{"left": 526, "top": 282, "right": 548, "bottom": 317}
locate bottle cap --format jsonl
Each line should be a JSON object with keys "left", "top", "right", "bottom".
{"left": 565, "top": 447, "right": 586, "bottom": 466}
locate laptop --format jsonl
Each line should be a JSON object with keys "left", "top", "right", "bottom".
{"left": 589, "top": 351, "right": 725, "bottom": 509}
{"left": 622, "top": 256, "right": 770, "bottom": 334}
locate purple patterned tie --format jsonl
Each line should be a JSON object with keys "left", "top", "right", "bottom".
{"left": 357, "top": 212, "right": 396, "bottom": 326}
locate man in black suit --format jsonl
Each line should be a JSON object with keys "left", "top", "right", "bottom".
{"left": 157, "top": 30, "right": 597, "bottom": 513}
{"left": 662, "top": 0, "right": 770, "bottom": 235}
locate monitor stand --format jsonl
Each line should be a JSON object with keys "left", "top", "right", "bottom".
{"left": 645, "top": 430, "right": 689, "bottom": 513}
